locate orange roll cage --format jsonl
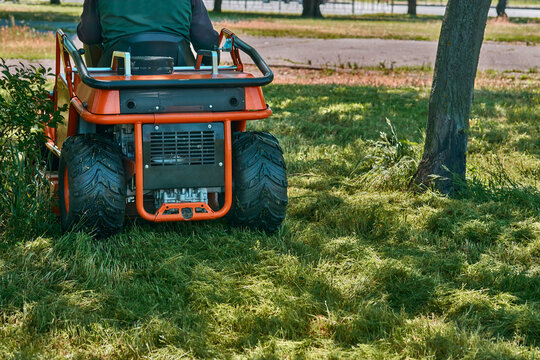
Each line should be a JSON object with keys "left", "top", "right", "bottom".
{"left": 50, "top": 28, "right": 274, "bottom": 222}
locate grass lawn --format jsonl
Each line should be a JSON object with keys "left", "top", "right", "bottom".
{"left": 0, "top": 68, "right": 539, "bottom": 358}
{"left": 0, "top": 3, "right": 539, "bottom": 60}
{"left": 0, "top": 25, "right": 54, "bottom": 60}
{"left": 214, "top": 14, "right": 540, "bottom": 44}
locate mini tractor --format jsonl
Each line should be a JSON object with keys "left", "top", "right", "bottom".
{"left": 44, "top": 29, "right": 288, "bottom": 236}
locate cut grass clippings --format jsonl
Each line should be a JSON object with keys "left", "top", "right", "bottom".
{"left": 0, "top": 71, "right": 539, "bottom": 358}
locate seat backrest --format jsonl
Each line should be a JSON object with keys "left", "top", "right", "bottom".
{"left": 97, "top": 32, "right": 195, "bottom": 67}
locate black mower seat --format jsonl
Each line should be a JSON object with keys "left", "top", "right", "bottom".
{"left": 96, "top": 32, "right": 196, "bottom": 67}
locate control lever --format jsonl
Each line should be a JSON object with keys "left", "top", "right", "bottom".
{"left": 195, "top": 49, "right": 219, "bottom": 75}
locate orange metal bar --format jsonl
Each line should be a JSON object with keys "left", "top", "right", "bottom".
{"left": 155, "top": 202, "right": 214, "bottom": 219}
{"left": 66, "top": 105, "right": 79, "bottom": 137}
{"left": 195, "top": 55, "right": 203, "bottom": 70}
{"left": 134, "top": 121, "right": 233, "bottom": 222}
{"left": 61, "top": 46, "right": 75, "bottom": 99}
{"left": 71, "top": 97, "right": 271, "bottom": 125}
{"left": 54, "top": 32, "right": 61, "bottom": 112}
{"left": 219, "top": 28, "right": 244, "bottom": 72}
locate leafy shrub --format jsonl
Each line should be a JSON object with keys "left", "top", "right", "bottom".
{"left": 0, "top": 59, "right": 63, "bottom": 238}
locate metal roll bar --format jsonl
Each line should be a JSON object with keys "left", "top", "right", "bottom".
{"left": 57, "top": 29, "right": 274, "bottom": 90}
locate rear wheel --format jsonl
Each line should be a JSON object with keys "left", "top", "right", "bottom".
{"left": 226, "top": 131, "right": 288, "bottom": 232}
{"left": 59, "top": 134, "right": 126, "bottom": 237}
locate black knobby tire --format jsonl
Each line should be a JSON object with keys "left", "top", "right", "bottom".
{"left": 59, "top": 134, "right": 126, "bottom": 237}
{"left": 227, "top": 131, "right": 288, "bottom": 232}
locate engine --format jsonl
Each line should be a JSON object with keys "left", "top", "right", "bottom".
{"left": 113, "top": 123, "right": 225, "bottom": 209}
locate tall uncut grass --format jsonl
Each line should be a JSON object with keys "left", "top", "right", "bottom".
{"left": 0, "top": 25, "right": 54, "bottom": 60}
{"left": 0, "top": 76, "right": 538, "bottom": 358}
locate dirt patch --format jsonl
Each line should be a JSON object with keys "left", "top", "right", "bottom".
{"left": 249, "top": 64, "right": 539, "bottom": 89}
{"left": 269, "top": 66, "right": 432, "bottom": 87}
{"left": 5, "top": 59, "right": 536, "bottom": 90}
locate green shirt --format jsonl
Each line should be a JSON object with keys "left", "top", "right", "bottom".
{"left": 98, "top": 0, "right": 192, "bottom": 50}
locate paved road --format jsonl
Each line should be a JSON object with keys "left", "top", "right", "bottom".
{"left": 5, "top": 36, "right": 539, "bottom": 71}
{"left": 241, "top": 36, "right": 540, "bottom": 71}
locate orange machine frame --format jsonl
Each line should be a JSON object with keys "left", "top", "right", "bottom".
{"left": 48, "top": 29, "right": 272, "bottom": 222}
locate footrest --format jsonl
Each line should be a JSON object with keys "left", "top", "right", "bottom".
{"left": 155, "top": 202, "right": 214, "bottom": 221}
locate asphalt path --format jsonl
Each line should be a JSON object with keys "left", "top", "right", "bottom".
{"left": 5, "top": 36, "right": 539, "bottom": 72}
{"left": 242, "top": 36, "right": 540, "bottom": 71}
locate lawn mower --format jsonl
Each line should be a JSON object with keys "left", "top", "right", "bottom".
{"left": 43, "top": 29, "right": 288, "bottom": 237}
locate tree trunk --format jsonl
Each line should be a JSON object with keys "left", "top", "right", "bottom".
{"left": 213, "top": 0, "right": 223, "bottom": 13}
{"left": 302, "top": 0, "right": 323, "bottom": 18}
{"left": 50, "top": 0, "right": 61, "bottom": 4}
{"left": 407, "top": 0, "right": 417, "bottom": 16}
{"left": 410, "top": 0, "right": 491, "bottom": 195}
{"left": 496, "top": 0, "right": 508, "bottom": 18}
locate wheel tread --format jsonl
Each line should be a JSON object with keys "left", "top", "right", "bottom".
{"left": 59, "top": 134, "right": 126, "bottom": 237}
{"left": 227, "top": 131, "right": 288, "bottom": 232}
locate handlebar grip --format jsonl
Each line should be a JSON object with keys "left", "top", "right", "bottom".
{"left": 233, "top": 35, "right": 273, "bottom": 81}
{"left": 59, "top": 30, "right": 273, "bottom": 90}
{"left": 221, "top": 28, "right": 235, "bottom": 39}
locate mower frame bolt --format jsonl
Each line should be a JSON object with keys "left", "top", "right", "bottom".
{"left": 145, "top": 164, "right": 149, "bottom": 169}
{"left": 154, "top": 125, "right": 159, "bottom": 130}
{"left": 219, "top": 162, "right": 223, "bottom": 167}
{"left": 208, "top": 124, "right": 212, "bottom": 129}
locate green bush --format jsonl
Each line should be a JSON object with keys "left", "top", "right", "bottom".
{"left": 0, "top": 59, "right": 63, "bottom": 238}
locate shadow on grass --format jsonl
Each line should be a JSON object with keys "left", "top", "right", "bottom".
{"left": 471, "top": 88, "right": 540, "bottom": 157}
{"left": 1, "top": 83, "right": 538, "bottom": 357}
{"left": 262, "top": 85, "right": 538, "bottom": 155}
{"left": 263, "top": 84, "right": 429, "bottom": 145}
{"left": 1, "top": 218, "right": 352, "bottom": 356}
{"left": 2, "top": 183, "right": 538, "bottom": 356}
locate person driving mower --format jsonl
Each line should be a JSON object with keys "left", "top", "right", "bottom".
{"left": 47, "top": 0, "right": 287, "bottom": 237}
{"left": 77, "top": 0, "right": 219, "bottom": 66}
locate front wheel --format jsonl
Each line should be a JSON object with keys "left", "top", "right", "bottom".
{"left": 59, "top": 134, "right": 126, "bottom": 237}
{"left": 226, "top": 131, "right": 288, "bottom": 233}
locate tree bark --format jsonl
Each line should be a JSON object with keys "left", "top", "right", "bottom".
{"left": 213, "top": 0, "right": 223, "bottom": 13}
{"left": 407, "top": 0, "right": 417, "bottom": 16}
{"left": 410, "top": 0, "right": 491, "bottom": 195}
{"left": 302, "top": 0, "right": 323, "bottom": 18}
{"left": 496, "top": 0, "right": 508, "bottom": 18}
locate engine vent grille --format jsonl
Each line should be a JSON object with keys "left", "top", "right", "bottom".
{"left": 150, "top": 130, "right": 215, "bottom": 166}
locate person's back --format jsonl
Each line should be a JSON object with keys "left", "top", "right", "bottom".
{"left": 78, "top": 0, "right": 219, "bottom": 58}
{"left": 98, "top": 0, "right": 192, "bottom": 51}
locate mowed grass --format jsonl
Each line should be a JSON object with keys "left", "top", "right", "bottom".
{"left": 0, "top": 74, "right": 539, "bottom": 358}
{"left": 214, "top": 14, "right": 540, "bottom": 44}
{"left": 0, "top": 3, "right": 539, "bottom": 60}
